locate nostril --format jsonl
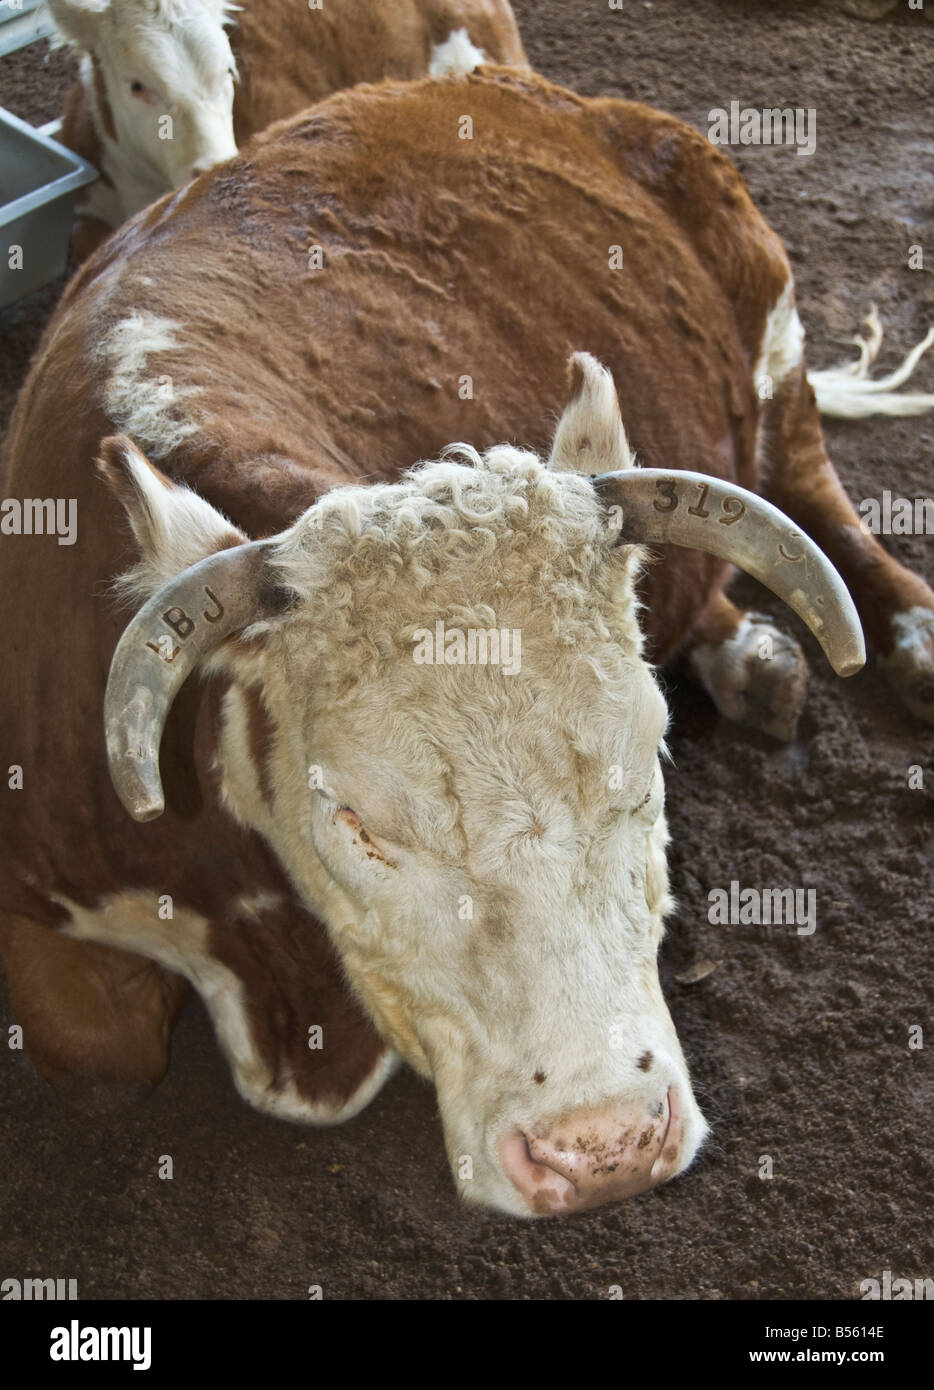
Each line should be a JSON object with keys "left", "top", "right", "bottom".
{"left": 499, "top": 1131, "right": 578, "bottom": 1211}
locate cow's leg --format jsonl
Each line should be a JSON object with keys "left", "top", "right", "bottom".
{"left": 677, "top": 591, "right": 809, "bottom": 740}
{"left": 761, "top": 363, "right": 934, "bottom": 722}
{"left": 0, "top": 914, "right": 188, "bottom": 1113}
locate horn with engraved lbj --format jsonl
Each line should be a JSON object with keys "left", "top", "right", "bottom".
{"left": 104, "top": 540, "right": 281, "bottom": 822}
{"left": 592, "top": 469, "right": 865, "bottom": 678}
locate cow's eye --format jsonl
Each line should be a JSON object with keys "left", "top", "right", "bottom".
{"left": 334, "top": 805, "right": 397, "bottom": 865}
{"left": 129, "top": 81, "right": 152, "bottom": 99}
{"left": 631, "top": 767, "right": 664, "bottom": 820}
{"left": 335, "top": 805, "right": 373, "bottom": 839}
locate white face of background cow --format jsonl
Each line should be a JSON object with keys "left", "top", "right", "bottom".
{"left": 49, "top": 0, "right": 238, "bottom": 211}
{"left": 102, "top": 357, "right": 710, "bottom": 1217}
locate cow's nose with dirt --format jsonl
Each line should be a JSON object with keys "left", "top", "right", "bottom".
{"left": 500, "top": 1087, "right": 697, "bottom": 1214}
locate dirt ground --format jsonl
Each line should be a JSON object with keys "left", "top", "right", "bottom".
{"left": 0, "top": 0, "right": 931, "bottom": 1301}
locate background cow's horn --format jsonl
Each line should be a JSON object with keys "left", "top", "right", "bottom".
{"left": 105, "top": 540, "right": 284, "bottom": 822}
{"left": 593, "top": 469, "right": 865, "bottom": 678}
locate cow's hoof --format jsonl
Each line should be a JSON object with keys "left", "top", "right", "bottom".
{"left": 686, "top": 612, "right": 808, "bottom": 741}
{"left": 879, "top": 606, "right": 934, "bottom": 724}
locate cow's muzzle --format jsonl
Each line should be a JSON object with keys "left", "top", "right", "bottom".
{"left": 498, "top": 1085, "right": 695, "bottom": 1215}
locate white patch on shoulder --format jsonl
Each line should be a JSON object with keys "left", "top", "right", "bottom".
{"left": 755, "top": 280, "right": 805, "bottom": 394}
{"left": 55, "top": 890, "right": 397, "bottom": 1125}
{"left": 430, "top": 27, "right": 487, "bottom": 76}
{"left": 96, "top": 312, "right": 203, "bottom": 460}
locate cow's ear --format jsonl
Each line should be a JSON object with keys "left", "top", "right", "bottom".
{"left": 549, "top": 351, "right": 634, "bottom": 475}
{"left": 98, "top": 435, "right": 247, "bottom": 602}
{"left": 47, "top": 0, "right": 111, "bottom": 49}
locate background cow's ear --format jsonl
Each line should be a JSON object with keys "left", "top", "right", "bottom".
{"left": 46, "top": 0, "right": 112, "bottom": 49}
{"left": 98, "top": 435, "right": 247, "bottom": 603}
{"left": 549, "top": 351, "right": 634, "bottom": 475}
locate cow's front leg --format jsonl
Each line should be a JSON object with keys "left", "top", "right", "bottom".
{"left": 761, "top": 363, "right": 934, "bottom": 723}
{"left": 677, "top": 591, "right": 809, "bottom": 740}
{"left": 0, "top": 914, "right": 188, "bottom": 1113}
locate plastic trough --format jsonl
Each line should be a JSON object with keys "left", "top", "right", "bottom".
{"left": 0, "top": 104, "right": 96, "bottom": 309}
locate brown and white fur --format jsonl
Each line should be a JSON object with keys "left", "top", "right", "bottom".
{"left": 1, "top": 71, "right": 932, "bottom": 1214}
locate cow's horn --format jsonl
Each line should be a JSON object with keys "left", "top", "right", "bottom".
{"left": 592, "top": 469, "right": 865, "bottom": 678}
{"left": 105, "top": 540, "right": 285, "bottom": 822}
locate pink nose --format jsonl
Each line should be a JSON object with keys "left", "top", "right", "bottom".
{"left": 500, "top": 1087, "right": 682, "bottom": 1214}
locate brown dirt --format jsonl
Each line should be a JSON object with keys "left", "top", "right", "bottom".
{"left": 0, "top": 0, "right": 931, "bottom": 1300}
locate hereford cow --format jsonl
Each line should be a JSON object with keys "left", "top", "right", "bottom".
{"left": 1, "top": 71, "right": 932, "bottom": 1217}
{"left": 47, "top": 0, "right": 527, "bottom": 259}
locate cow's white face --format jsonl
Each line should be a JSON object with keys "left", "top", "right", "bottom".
{"left": 107, "top": 358, "right": 709, "bottom": 1216}
{"left": 264, "top": 607, "right": 706, "bottom": 1218}
{"left": 50, "top": 0, "right": 238, "bottom": 211}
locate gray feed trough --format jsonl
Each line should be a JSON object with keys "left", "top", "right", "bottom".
{"left": 0, "top": 105, "right": 97, "bottom": 310}
{"left": 0, "top": 0, "right": 54, "bottom": 59}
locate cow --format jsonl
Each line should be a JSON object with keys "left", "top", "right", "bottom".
{"left": 1, "top": 70, "right": 932, "bottom": 1217}
{"left": 46, "top": 0, "right": 527, "bottom": 260}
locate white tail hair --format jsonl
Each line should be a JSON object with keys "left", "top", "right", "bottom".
{"left": 808, "top": 306, "right": 934, "bottom": 419}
